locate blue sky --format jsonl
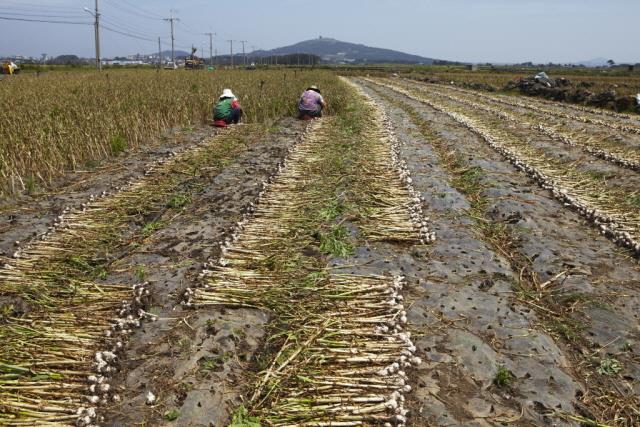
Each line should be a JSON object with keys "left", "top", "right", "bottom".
{"left": 1, "top": 0, "right": 638, "bottom": 63}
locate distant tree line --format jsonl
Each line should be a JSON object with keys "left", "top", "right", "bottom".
{"left": 212, "top": 53, "right": 322, "bottom": 66}
{"left": 15, "top": 55, "right": 92, "bottom": 66}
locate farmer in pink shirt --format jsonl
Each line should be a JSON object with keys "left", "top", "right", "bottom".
{"left": 298, "top": 85, "right": 327, "bottom": 119}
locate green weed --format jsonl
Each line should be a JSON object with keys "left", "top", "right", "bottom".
{"left": 317, "top": 199, "right": 345, "bottom": 221}
{"left": 141, "top": 220, "right": 165, "bottom": 236}
{"left": 451, "top": 166, "right": 484, "bottom": 196}
{"left": 546, "top": 318, "right": 583, "bottom": 343}
{"left": 96, "top": 268, "right": 108, "bottom": 281}
{"left": 163, "top": 409, "right": 180, "bottom": 421}
{"left": 301, "top": 271, "right": 328, "bottom": 288}
{"left": 109, "top": 135, "right": 127, "bottom": 155}
{"left": 199, "top": 355, "right": 226, "bottom": 372}
{"left": 316, "top": 225, "right": 354, "bottom": 258}
{"left": 493, "top": 364, "right": 513, "bottom": 387}
{"left": 24, "top": 176, "right": 36, "bottom": 195}
{"left": 597, "top": 357, "right": 622, "bottom": 375}
{"left": 625, "top": 193, "right": 640, "bottom": 208}
{"left": 167, "top": 194, "right": 191, "bottom": 209}
{"left": 177, "top": 337, "right": 191, "bottom": 354}
{"left": 229, "top": 405, "right": 261, "bottom": 427}
{"left": 134, "top": 265, "right": 146, "bottom": 281}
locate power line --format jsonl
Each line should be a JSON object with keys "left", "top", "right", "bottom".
{"left": 0, "top": 1, "right": 80, "bottom": 9}
{"left": 176, "top": 21, "right": 203, "bottom": 37}
{"left": 100, "top": 15, "right": 158, "bottom": 40}
{"left": 0, "top": 11, "right": 86, "bottom": 18}
{"left": 115, "top": 0, "right": 163, "bottom": 19}
{"left": 99, "top": 9, "right": 164, "bottom": 39}
{"left": 103, "top": 0, "right": 162, "bottom": 21}
{"left": 0, "top": 5, "right": 82, "bottom": 15}
{"left": 0, "top": 15, "right": 90, "bottom": 25}
{"left": 101, "top": 25, "right": 156, "bottom": 43}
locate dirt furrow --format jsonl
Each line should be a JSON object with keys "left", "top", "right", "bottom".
{"left": 356, "top": 77, "right": 640, "bottom": 426}
{"left": 369, "top": 78, "right": 640, "bottom": 256}
{"left": 97, "top": 119, "right": 307, "bottom": 427}
{"left": 0, "top": 126, "right": 221, "bottom": 258}
{"left": 414, "top": 81, "right": 640, "bottom": 136}
{"left": 0, "top": 121, "right": 304, "bottom": 426}
{"left": 400, "top": 80, "right": 640, "bottom": 173}
{"left": 184, "top": 80, "right": 433, "bottom": 426}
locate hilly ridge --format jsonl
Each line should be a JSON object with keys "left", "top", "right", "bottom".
{"left": 252, "top": 37, "right": 437, "bottom": 64}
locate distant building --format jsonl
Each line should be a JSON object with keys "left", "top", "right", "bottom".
{"left": 103, "top": 59, "right": 145, "bottom": 66}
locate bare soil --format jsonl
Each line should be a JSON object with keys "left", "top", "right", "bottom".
{"left": 2, "top": 79, "right": 638, "bottom": 427}
{"left": 0, "top": 126, "right": 221, "bottom": 257}
{"left": 0, "top": 119, "right": 306, "bottom": 427}
{"left": 355, "top": 78, "right": 640, "bottom": 426}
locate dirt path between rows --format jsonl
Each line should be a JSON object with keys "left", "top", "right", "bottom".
{"left": 409, "top": 84, "right": 640, "bottom": 191}
{"left": 0, "top": 126, "right": 221, "bottom": 258}
{"left": 0, "top": 118, "right": 306, "bottom": 426}
{"left": 97, "top": 119, "right": 306, "bottom": 426}
{"left": 2, "top": 77, "right": 638, "bottom": 427}
{"left": 182, "top": 80, "right": 431, "bottom": 426}
{"left": 355, "top": 78, "right": 640, "bottom": 426}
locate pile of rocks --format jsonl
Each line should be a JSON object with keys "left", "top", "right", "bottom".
{"left": 504, "top": 73, "right": 637, "bottom": 112}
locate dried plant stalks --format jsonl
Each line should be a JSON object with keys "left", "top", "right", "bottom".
{"left": 0, "top": 128, "right": 252, "bottom": 425}
{"left": 416, "top": 83, "right": 640, "bottom": 172}
{"left": 190, "top": 85, "right": 432, "bottom": 425}
{"left": 368, "top": 78, "right": 640, "bottom": 257}
{"left": 418, "top": 80, "right": 640, "bottom": 135}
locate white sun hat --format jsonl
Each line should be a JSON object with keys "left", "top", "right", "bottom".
{"left": 220, "top": 88, "right": 235, "bottom": 99}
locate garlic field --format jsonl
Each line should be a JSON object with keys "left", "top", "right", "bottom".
{"left": 0, "top": 72, "right": 638, "bottom": 427}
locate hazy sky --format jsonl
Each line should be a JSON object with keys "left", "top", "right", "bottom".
{"left": 1, "top": 0, "right": 638, "bottom": 63}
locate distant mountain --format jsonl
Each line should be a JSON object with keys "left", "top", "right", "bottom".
{"left": 251, "top": 37, "right": 437, "bottom": 64}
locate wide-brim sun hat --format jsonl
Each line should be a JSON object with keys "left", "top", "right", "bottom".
{"left": 220, "top": 88, "right": 235, "bottom": 99}
{"left": 307, "top": 85, "right": 321, "bottom": 93}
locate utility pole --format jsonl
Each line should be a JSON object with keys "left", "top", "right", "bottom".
{"left": 227, "top": 40, "right": 234, "bottom": 68}
{"left": 240, "top": 40, "right": 247, "bottom": 66}
{"left": 163, "top": 11, "right": 179, "bottom": 66}
{"left": 94, "top": 0, "right": 101, "bottom": 71}
{"left": 158, "top": 37, "right": 161, "bottom": 69}
{"left": 84, "top": 2, "right": 101, "bottom": 70}
{"left": 205, "top": 32, "right": 215, "bottom": 66}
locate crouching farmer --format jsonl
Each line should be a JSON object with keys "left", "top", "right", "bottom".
{"left": 298, "top": 85, "right": 326, "bottom": 119}
{"left": 213, "top": 89, "right": 243, "bottom": 126}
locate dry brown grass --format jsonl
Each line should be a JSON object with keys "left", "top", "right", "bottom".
{"left": 0, "top": 69, "right": 345, "bottom": 198}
